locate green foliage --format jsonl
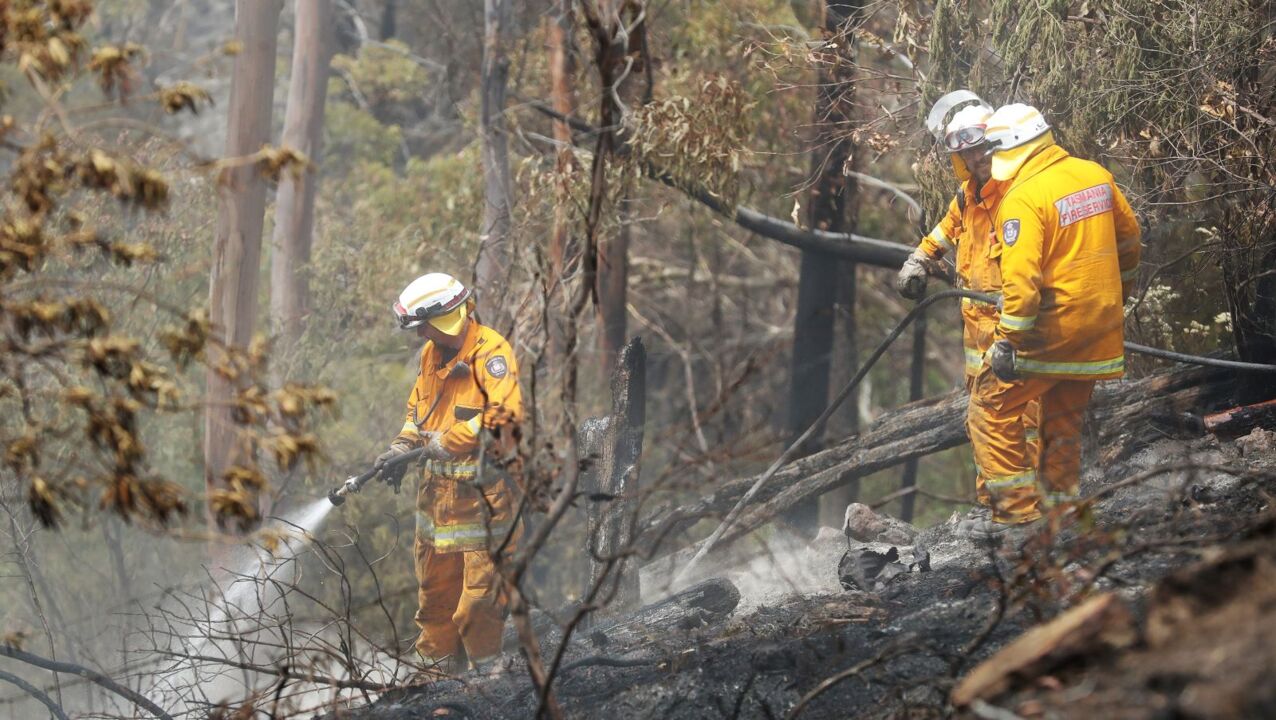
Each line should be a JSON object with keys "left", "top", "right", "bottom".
{"left": 332, "top": 42, "right": 431, "bottom": 108}
{"left": 323, "top": 99, "right": 404, "bottom": 167}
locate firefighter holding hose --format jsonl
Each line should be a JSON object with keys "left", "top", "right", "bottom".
{"left": 375, "top": 272, "right": 522, "bottom": 673}
{"left": 897, "top": 91, "right": 1040, "bottom": 533}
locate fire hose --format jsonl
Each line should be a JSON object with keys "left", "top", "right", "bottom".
{"left": 328, "top": 360, "right": 473, "bottom": 506}
{"left": 673, "top": 288, "right": 1276, "bottom": 586}
{"left": 326, "top": 446, "right": 425, "bottom": 506}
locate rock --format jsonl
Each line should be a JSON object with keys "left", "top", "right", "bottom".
{"left": 1236, "top": 427, "right": 1276, "bottom": 458}
{"left": 813, "top": 525, "right": 844, "bottom": 543}
{"left": 843, "top": 502, "right": 918, "bottom": 545}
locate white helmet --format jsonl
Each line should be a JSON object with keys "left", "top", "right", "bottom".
{"left": 984, "top": 103, "right": 1051, "bottom": 151}
{"left": 393, "top": 272, "right": 471, "bottom": 335}
{"left": 925, "top": 90, "right": 993, "bottom": 142}
{"left": 985, "top": 103, "right": 1055, "bottom": 181}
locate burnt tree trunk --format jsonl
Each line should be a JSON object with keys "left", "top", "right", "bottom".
{"left": 787, "top": 0, "right": 862, "bottom": 533}
{"left": 596, "top": 1, "right": 648, "bottom": 374}
{"left": 898, "top": 310, "right": 927, "bottom": 522}
{"left": 476, "top": 0, "right": 514, "bottom": 331}
{"left": 379, "top": 0, "right": 396, "bottom": 40}
{"left": 270, "top": 0, "right": 334, "bottom": 378}
{"left": 585, "top": 337, "right": 646, "bottom": 621}
{"left": 1221, "top": 201, "right": 1276, "bottom": 403}
{"left": 204, "top": 0, "right": 282, "bottom": 532}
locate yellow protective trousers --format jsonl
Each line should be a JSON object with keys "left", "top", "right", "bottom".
{"left": 412, "top": 527, "right": 512, "bottom": 662}
{"left": 413, "top": 469, "right": 517, "bottom": 662}
{"left": 967, "top": 370, "right": 1095, "bottom": 523}
{"left": 965, "top": 376, "right": 1039, "bottom": 508}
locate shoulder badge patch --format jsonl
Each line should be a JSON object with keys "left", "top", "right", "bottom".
{"left": 1002, "top": 219, "right": 1021, "bottom": 246}
{"left": 485, "top": 355, "right": 508, "bottom": 379}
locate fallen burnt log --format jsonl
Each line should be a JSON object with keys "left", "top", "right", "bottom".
{"left": 640, "top": 366, "right": 1236, "bottom": 562}
{"left": 1203, "top": 397, "right": 1276, "bottom": 440}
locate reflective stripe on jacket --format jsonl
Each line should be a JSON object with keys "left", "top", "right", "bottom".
{"left": 992, "top": 145, "right": 1142, "bottom": 380}
{"left": 397, "top": 321, "right": 523, "bottom": 552}
{"left": 918, "top": 179, "right": 1006, "bottom": 377}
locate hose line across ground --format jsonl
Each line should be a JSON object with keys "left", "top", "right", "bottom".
{"left": 673, "top": 288, "right": 1276, "bottom": 586}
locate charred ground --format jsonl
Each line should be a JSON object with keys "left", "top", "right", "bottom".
{"left": 331, "top": 415, "right": 1276, "bottom": 719}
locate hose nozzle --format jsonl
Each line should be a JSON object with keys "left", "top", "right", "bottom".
{"left": 327, "top": 475, "right": 365, "bottom": 507}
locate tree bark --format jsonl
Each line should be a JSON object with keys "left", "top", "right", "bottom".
{"left": 545, "top": 0, "right": 578, "bottom": 376}
{"left": 596, "top": 1, "right": 648, "bottom": 374}
{"left": 1220, "top": 202, "right": 1276, "bottom": 403}
{"left": 587, "top": 338, "right": 645, "bottom": 618}
{"left": 476, "top": 0, "right": 514, "bottom": 332}
{"left": 548, "top": 0, "right": 577, "bottom": 283}
{"left": 204, "top": 0, "right": 282, "bottom": 532}
{"left": 787, "top": 0, "right": 862, "bottom": 532}
{"left": 270, "top": 0, "right": 334, "bottom": 378}
{"left": 379, "top": 0, "right": 397, "bottom": 40}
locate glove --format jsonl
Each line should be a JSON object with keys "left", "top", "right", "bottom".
{"left": 374, "top": 441, "right": 413, "bottom": 493}
{"left": 895, "top": 250, "right": 931, "bottom": 300}
{"left": 419, "top": 431, "right": 454, "bottom": 462}
{"left": 986, "top": 340, "right": 1018, "bottom": 382}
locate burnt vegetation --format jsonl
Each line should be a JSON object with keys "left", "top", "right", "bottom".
{"left": 0, "top": 1, "right": 1273, "bottom": 719}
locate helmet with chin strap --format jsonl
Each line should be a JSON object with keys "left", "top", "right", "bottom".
{"left": 926, "top": 90, "right": 995, "bottom": 181}
{"left": 393, "top": 273, "right": 472, "bottom": 335}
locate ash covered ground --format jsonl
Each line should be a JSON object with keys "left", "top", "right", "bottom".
{"left": 329, "top": 427, "right": 1276, "bottom": 720}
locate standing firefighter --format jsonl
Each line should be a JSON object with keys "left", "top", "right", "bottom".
{"left": 965, "top": 104, "right": 1141, "bottom": 536}
{"left": 375, "top": 272, "right": 523, "bottom": 672}
{"left": 897, "top": 91, "right": 1037, "bottom": 513}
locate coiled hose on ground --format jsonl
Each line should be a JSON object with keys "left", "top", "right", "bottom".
{"left": 673, "top": 288, "right": 1276, "bottom": 586}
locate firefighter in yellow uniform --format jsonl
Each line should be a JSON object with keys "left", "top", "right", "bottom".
{"left": 897, "top": 92, "right": 1037, "bottom": 510}
{"left": 375, "top": 272, "right": 522, "bottom": 671}
{"left": 966, "top": 105, "right": 1141, "bottom": 534}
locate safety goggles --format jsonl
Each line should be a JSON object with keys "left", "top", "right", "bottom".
{"left": 944, "top": 125, "right": 987, "bottom": 152}
{"left": 393, "top": 293, "right": 468, "bottom": 330}
{"left": 394, "top": 302, "right": 428, "bottom": 329}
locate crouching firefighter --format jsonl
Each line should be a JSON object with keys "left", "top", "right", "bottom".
{"left": 374, "top": 272, "right": 523, "bottom": 672}
{"left": 896, "top": 91, "right": 1039, "bottom": 516}
{"left": 965, "top": 104, "right": 1141, "bottom": 537}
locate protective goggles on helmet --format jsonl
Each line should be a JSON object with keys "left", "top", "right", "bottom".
{"left": 944, "top": 124, "right": 987, "bottom": 152}
{"left": 393, "top": 290, "right": 469, "bottom": 330}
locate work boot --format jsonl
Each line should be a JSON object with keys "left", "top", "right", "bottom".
{"left": 958, "top": 514, "right": 1040, "bottom": 544}
{"left": 962, "top": 505, "right": 992, "bottom": 522}
{"left": 468, "top": 654, "right": 512, "bottom": 679}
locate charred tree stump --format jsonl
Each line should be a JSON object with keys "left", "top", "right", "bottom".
{"left": 584, "top": 338, "right": 646, "bottom": 622}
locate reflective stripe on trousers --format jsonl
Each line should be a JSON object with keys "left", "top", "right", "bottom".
{"left": 968, "top": 370, "right": 1095, "bottom": 523}
{"left": 416, "top": 511, "right": 514, "bottom": 552}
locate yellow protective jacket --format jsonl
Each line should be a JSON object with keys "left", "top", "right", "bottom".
{"left": 396, "top": 320, "right": 523, "bottom": 552}
{"left": 992, "top": 145, "right": 1142, "bottom": 379}
{"left": 918, "top": 178, "right": 1006, "bottom": 376}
